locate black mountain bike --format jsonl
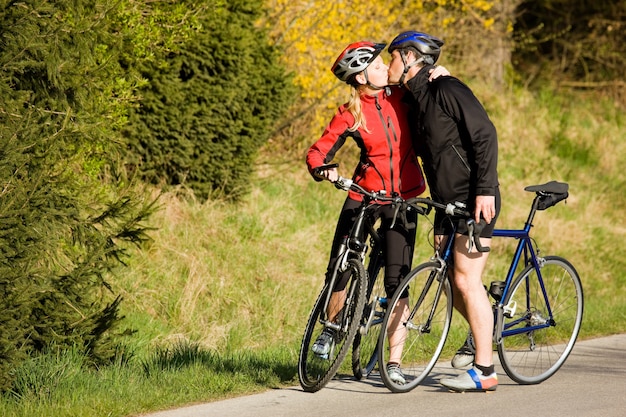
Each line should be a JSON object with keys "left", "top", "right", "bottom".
{"left": 298, "top": 172, "right": 408, "bottom": 392}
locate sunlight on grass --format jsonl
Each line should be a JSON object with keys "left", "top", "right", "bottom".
{"left": 1, "top": 90, "right": 625, "bottom": 416}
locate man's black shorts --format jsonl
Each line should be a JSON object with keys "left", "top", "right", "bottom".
{"left": 433, "top": 187, "right": 501, "bottom": 238}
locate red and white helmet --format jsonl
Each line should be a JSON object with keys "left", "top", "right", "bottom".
{"left": 331, "top": 41, "right": 386, "bottom": 83}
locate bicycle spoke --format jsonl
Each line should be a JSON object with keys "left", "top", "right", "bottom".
{"left": 498, "top": 257, "right": 583, "bottom": 384}
{"left": 378, "top": 262, "right": 452, "bottom": 393}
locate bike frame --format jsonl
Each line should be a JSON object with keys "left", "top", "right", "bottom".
{"left": 431, "top": 195, "right": 556, "bottom": 343}
{"left": 492, "top": 197, "right": 555, "bottom": 341}
{"left": 320, "top": 198, "right": 382, "bottom": 328}
{"left": 406, "top": 225, "right": 455, "bottom": 327}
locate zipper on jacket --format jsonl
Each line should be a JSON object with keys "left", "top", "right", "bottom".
{"left": 451, "top": 145, "right": 471, "bottom": 173}
{"left": 375, "top": 95, "right": 395, "bottom": 193}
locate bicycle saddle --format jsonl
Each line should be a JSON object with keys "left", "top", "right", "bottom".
{"left": 524, "top": 181, "right": 569, "bottom": 194}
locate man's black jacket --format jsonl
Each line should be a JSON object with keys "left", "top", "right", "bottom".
{"left": 405, "top": 65, "right": 499, "bottom": 205}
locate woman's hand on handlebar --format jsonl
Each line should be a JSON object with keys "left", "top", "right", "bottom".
{"left": 320, "top": 166, "right": 339, "bottom": 183}
{"left": 312, "top": 163, "right": 339, "bottom": 182}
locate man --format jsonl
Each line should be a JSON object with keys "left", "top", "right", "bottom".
{"left": 387, "top": 31, "right": 501, "bottom": 392}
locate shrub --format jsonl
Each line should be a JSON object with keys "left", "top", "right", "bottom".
{"left": 124, "top": 0, "right": 296, "bottom": 201}
{"left": 0, "top": 0, "right": 155, "bottom": 390}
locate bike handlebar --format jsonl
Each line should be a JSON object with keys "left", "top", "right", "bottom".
{"left": 315, "top": 163, "right": 489, "bottom": 253}
{"left": 332, "top": 176, "right": 489, "bottom": 253}
{"left": 334, "top": 176, "right": 416, "bottom": 231}
{"left": 405, "top": 197, "right": 490, "bottom": 253}
{"left": 334, "top": 176, "right": 398, "bottom": 202}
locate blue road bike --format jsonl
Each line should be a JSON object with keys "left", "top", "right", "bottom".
{"left": 377, "top": 181, "right": 584, "bottom": 393}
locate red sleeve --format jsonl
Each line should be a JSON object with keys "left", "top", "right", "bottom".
{"left": 306, "top": 106, "right": 353, "bottom": 179}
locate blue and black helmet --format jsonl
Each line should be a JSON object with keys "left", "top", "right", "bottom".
{"left": 388, "top": 31, "right": 444, "bottom": 65}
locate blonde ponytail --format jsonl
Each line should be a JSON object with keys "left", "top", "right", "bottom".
{"left": 346, "top": 87, "right": 369, "bottom": 133}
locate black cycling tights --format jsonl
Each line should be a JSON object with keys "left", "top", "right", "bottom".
{"left": 326, "top": 197, "right": 416, "bottom": 298}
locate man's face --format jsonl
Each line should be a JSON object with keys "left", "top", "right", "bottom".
{"left": 388, "top": 50, "right": 405, "bottom": 84}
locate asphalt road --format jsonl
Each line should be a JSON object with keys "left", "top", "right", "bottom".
{"left": 143, "top": 334, "right": 626, "bottom": 417}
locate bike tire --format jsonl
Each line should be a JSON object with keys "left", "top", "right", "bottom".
{"left": 351, "top": 249, "right": 385, "bottom": 380}
{"left": 497, "top": 256, "right": 584, "bottom": 384}
{"left": 298, "top": 258, "right": 367, "bottom": 392}
{"left": 378, "top": 262, "right": 453, "bottom": 393}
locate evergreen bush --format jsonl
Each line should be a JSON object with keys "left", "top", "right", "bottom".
{"left": 0, "top": 1, "right": 155, "bottom": 390}
{"left": 123, "top": 0, "right": 296, "bottom": 201}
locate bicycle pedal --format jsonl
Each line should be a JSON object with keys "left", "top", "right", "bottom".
{"left": 503, "top": 301, "right": 517, "bottom": 318}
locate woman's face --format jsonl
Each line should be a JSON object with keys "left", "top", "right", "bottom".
{"left": 363, "top": 55, "right": 389, "bottom": 87}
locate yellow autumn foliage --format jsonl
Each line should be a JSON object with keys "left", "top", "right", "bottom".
{"left": 261, "top": 0, "right": 515, "bottom": 159}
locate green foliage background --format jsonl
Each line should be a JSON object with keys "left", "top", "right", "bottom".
{"left": 0, "top": 0, "right": 295, "bottom": 391}
{"left": 0, "top": 0, "right": 157, "bottom": 390}
{"left": 123, "top": 0, "right": 295, "bottom": 201}
{"left": 0, "top": 0, "right": 623, "bottom": 414}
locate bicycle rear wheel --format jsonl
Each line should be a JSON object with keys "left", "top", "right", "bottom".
{"left": 378, "top": 262, "right": 452, "bottom": 393}
{"left": 497, "top": 256, "right": 584, "bottom": 384}
{"left": 298, "top": 258, "right": 367, "bottom": 392}
{"left": 351, "top": 249, "right": 385, "bottom": 380}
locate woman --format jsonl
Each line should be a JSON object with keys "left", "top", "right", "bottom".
{"left": 306, "top": 41, "right": 447, "bottom": 384}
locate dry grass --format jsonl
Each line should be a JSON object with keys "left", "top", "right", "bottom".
{"left": 116, "top": 172, "right": 344, "bottom": 352}
{"left": 115, "top": 87, "right": 626, "bottom": 356}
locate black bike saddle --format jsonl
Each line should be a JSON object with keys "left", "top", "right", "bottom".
{"left": 524, "top": 181, "right": 569, "bottom": 194}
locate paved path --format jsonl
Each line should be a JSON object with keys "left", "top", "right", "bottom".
{"left": 143, "top": 334, "right": 626, "bottom": 417}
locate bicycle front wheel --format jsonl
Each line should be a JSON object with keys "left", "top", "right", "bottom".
{"left": 497, "top": 256, "right": 584, "bottom": 384}
{"left": 298, "top": 258, "right": 367, "bottom": 392}
{"left": 378, "top": 262, "right": 452, "bottom": 393}
{"left": 352, "top": 251, "right": 385, "bottom": 380}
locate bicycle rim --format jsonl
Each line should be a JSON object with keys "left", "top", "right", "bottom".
{"left": 352, "top": 255, "right": 385, "bottom": 380}
{"left": 378, "top": 262, "right": 452, "bottom": 393}
{"left": 497, "top": 256, "right": 584, "bottom": 384}
{"left": 298, "top": 259, "right": 367, "bottom": 392}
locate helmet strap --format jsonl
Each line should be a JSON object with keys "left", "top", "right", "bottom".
{"left": 397, "top": 50, "right": 425, "bottom": 87}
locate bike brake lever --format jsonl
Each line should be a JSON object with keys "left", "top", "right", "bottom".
{"left": 467, "top": 221, "right": 475, "bottom": 253}
{"left": 390, "top": 201, "right": 402, "bottom": 229}
{"left": 402, "top": 203, "right": 417, "bottom": 229}
{"left": 466, "top": 219, "right": 490, "bottom": 253}
{"left": 334, "top": 177, "right": 353, "bottom": 191}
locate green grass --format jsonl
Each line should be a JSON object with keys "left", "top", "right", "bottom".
{"left": 0, "top": 343, "right": 297, "bottom": 417}
{"left": 1, "top": 88, "right": 625, "bottom": 416}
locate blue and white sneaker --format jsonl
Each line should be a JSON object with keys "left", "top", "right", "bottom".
{"left": 441, "top": 367, "right": 498, "bottom": 392}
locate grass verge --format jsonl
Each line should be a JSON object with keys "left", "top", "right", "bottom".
{"left": 1, "top": 88, "right": 625, "bottom": 416}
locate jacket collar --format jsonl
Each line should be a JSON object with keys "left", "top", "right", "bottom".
{"left": 407, "top": 64, "right": 436, "bottom": 101}
{"left": 359, "top": 89, "right": 387, "bottom": 103}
